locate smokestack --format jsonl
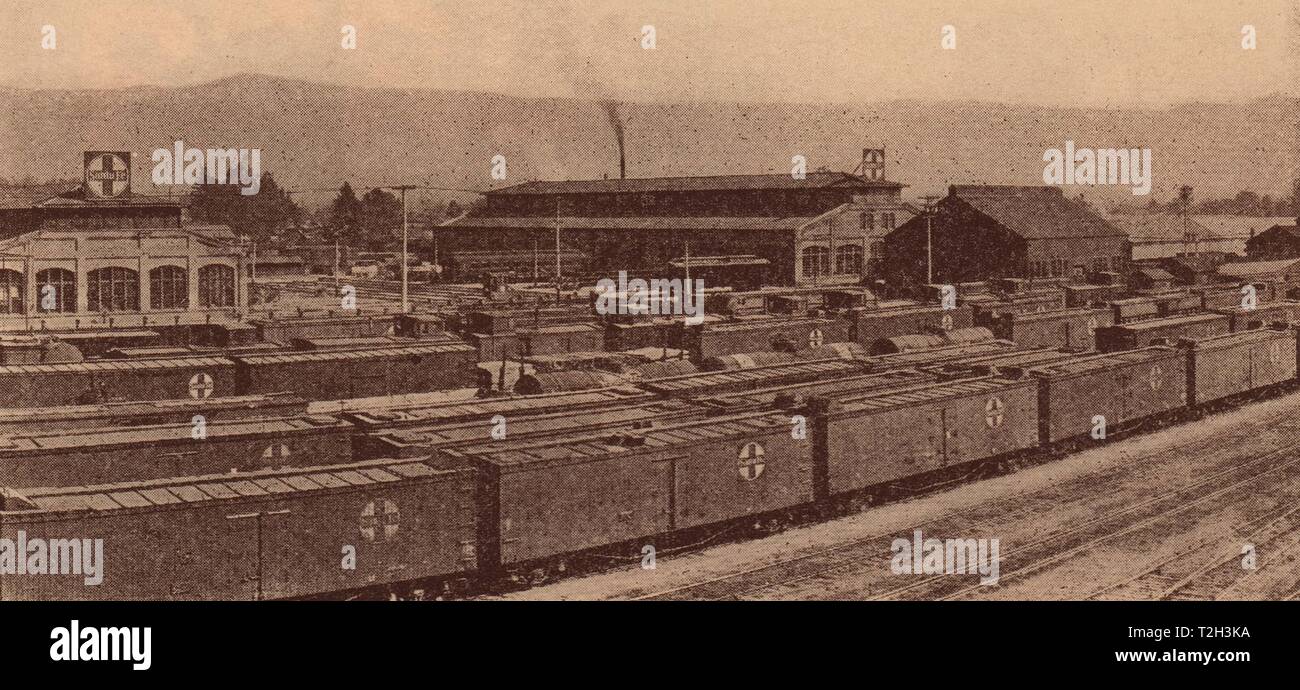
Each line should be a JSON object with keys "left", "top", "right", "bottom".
{"left": 601, "top": 100, "right": 626, "bottom": 179}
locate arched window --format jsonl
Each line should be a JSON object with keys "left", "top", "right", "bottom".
{"left": 198, "top": 264, "right": 236, "bottom": 308}
{"left": 0, "top": 268, "right": 24, "bottom": 314}
{"left": 36, "top": 268, "right": 76, "bottom": 313}
{"left": 801, "top": 246, "right": 830, "bottom": 278}
{"left": 87, "top": 267, "right": 140, "bottom": 312}
{"left": 149, "top": 265, "right": 189, "bottom": 310}
{"left": 835, "top": 245, "right": 864, "bottom": 275}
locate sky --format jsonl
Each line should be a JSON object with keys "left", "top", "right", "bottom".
{"left": 1, "top": 0, "right": 1296, "bottom": 107}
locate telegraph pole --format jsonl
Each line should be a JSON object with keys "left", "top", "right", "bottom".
{"left": 391, "top": 185, "right": 417, "bottom": 314}
{"left": 921, "top": 194, "right": 942, "bottom": 285}
{"left": 554, "top": 199, "right": 562, "bottom": 302}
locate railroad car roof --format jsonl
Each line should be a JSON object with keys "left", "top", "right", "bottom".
{"left": 234, "top": 343, "right": 474, "bottom": 364}
{"left": 834, "top": 377, "right": 1033, "bottom": 413}
{"left": 443, "top": 411, "right": 793, "bottom": 468}
{"left": 2, "top": 456, "right": 458, "bottom": 513}
{"left": 0, "top": 355, "right": 234, "bottom": 375}
{"left": 0, "top": 415, "right": 350, "bottom": 452}
{"left": 1178, "top": 326, "right": 1294, "bottom": 349}
{"left": 1002, "top": 307, "right": 1106, "bottom": 322}
{"left": 702, "top": 369, "right": 929, "bottom": 408}
{"left": 642, "top": 359, "right": 859, "bottom": 392}
{"left": 698, "top": 317, "right": 838, "bottom": 333}
{"left": 1024, "top": 347, "right": 1178, "bottom": 376}
{"left": 866, "top": 342, "right": 1013, "bottom": 366}
{"left": 249, "top": 314, "right": 391, "bottom": 325}
{"left": 0, "top": 393, "right": 306, "bottom": 425}
{"left": 344, "top": 387, "right": 650, "bottom": 426}
{"left": 1099, "top": 313, "right": 1229, "bottom": 331}
{"left": 378, "top": 400, "right": 699, "bottom": 448}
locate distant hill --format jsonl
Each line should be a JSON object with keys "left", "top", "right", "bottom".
{"left": 0, "top": 74, "right": 1294, "bottom": 207}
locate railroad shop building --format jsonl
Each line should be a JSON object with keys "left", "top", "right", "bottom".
{"left": 0, "top": 152, "right": 249, "bottom": 346}
{"left": 882, "top": 185, "right": 1129, "bottom": 288}
{"left": 438, "top": 151, "right": 915, "bottom": 288}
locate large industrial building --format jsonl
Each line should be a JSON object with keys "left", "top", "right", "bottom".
{"left": 438, "top": 152, "right": 916, "bottom": 287}
{"left": 882, "top": 185, "right": 1129, "bottom": 287}
{"left": 0, "top": 152, "right": 249, "bottom": 348}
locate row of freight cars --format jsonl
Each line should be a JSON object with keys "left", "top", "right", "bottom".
{"left": 2, "top": 324, "right": 1298, "bottom": 600}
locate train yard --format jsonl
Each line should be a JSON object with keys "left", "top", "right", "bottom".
{"left": 4, "top": 274, "right": 1300, "bottom": 601}
{"left": 505, "top": 386, "right": 1300, "bottom": 601}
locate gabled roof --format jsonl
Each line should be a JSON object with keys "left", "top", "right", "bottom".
{"left": 1217, "top": 258, "right": 1300, "bottom": 278}
{"left": 948, "top": 185, "right": 1126, "bottom": 240}
{"left": 31, "top": 186, "right": 185, "bottom": 208}
{"left": 1193, "top": 215, "right": 1297, "bottom": 239}
{"left": 486, "top": 172, "right": 902, "bottom": 196}
{"left": 445, "top": 215, "right": 818, "bottom": 232}
{"left": 1106, "top": 213, "right": 1218, "bottom": 242}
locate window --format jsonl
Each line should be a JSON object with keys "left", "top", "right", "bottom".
{"left": 149, "top": 265, "right": 189, "bottom": 310}
{"left": 835, "top": 245, "right": 864, "bottom": 275}
{"left": 35, "top": 268, "right": 76, "bottom": 313}
{"left": 864, "top": 213, "right": 875, "bottom": 230}
{"left": 801, "top": 246, "right": 831, "bottom": 278}
{"left": 0, "top": 268, "right": 24, "bottom": 314}
{"left": 87, "top": 267, "right": 139, "bottom": 312}
{"left": 198, "top": 264, "right": 236, "bottom": 308}
{"left": 882, "top": 213, "right": 895, "bottom": 229}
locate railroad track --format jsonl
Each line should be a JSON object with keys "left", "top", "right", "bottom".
{"left": 633, "top": 413, "right": 1300, "bottom": 601}
{"left": 881, "top": 443, "right": 1300, "bottom": 601}
{"left": 1088, "top": 502, "right": 1300, "bottom": 601}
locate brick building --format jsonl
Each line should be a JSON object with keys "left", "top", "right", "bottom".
{"left": 882, "top": 185, "right": 1129, "bottom": 287}
{"left": 439, "top": 155, "right": 914, "bottom": 287}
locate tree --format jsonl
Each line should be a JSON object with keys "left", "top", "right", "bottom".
{"left": 358, "top": 187, "right": 402, "bottom": 251}
{"left": 326, "top": 182, "right": 362, "bottom": 247}
{"left": 188, "top": 171, "right": 300, "bottom": 247}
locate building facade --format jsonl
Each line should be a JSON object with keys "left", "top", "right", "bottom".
{"left": 440, "top": 158, "right": 912, "bottom": 287}
{"left": 883, "top": 185, "right": 1129, "bottom": 287}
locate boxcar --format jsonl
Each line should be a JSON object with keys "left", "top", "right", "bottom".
{"left": 251, "top": 314, "right": 396, "bottom": 343}
{"left": 0, "top": 356, "right": 237, "bottom": 408}
{"left": 684, "top": 317, "right": 852, "bottom": 361}
{"left": 451, "top": 410, "right": 813, "bottom": 568}
{"left": 465, "top": 332, "right": 518, "bottom": 362}
{"left": 1021, "top": 347, "right": 1189, "bottom": 444}
{"left": 604, "top": 320, "right": 683, "bottom": 352}
{"left": 991, "top": 308, "right": 1112, "bottom": 351}
{"left": 1179, "top": 327, "right": 1299, "bottom": 406}
{"left": 1155, "top": 293, "right": 1204, "bottom": 318}
{"left": 1065, "top": 283, "right": 1125, "bottom": 308}
{"left": 1094, "top": 313, "right": 1231, "bottom": 352}
{"left": 971, "top": 291, "right": 1066, "bottom": 325}
{"left": 341, "top": 387, "right": 656, "bottom": 433}
{"left": 233, "top": 343, "right": 478, "bottom": 400}
{"left": 0, "top": 415, "right": 354, "bottom": 488}
{"left": 0, "top": 456, "right": 476, "bottom": 600}
{"left": 1109, "top": 297, "right": 1161, "bottom": 324}
{"left": 515, "top": 324, "right": 604, "bottom": 356}
{"left": 699, "top": 369, "right": 931, "bottom": 413}
{"left": 852, "top": 305, "right": 974, "bottom": 345}
{"left": 817, "top": 377, "right": 1040, "bottom": 495}
{"left": 1214, "top": 300, "right": 1300, "bottom": 332}
{"left": 0, "top": 393, "right": 309, "bottom": 434}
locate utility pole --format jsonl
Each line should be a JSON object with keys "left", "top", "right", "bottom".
{"left": 392, "top": 185, "right": 417, "bottom": 314}
{"left": 921, "top": 194, "right": 942, "bottom": 285}
{"left": 1179, "top": 185, "right": 1194, "bottom": 256}
{"left": 554, "top": 199, "right": 562, "bottom": 303}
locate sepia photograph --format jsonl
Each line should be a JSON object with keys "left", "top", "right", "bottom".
{"left": 0, "top": 0, "right": 1295, "bottom": 674}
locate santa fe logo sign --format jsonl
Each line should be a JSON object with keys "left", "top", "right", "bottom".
{"left": 84, "top": 151, "right": 131, "bottom": 198}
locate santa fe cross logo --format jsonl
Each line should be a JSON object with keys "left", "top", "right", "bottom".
{"left": 84, "top": 151, "right": 131, "bottom": 197}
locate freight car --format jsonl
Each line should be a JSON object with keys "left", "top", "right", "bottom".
{"left": 701, "top": 351, "right": 799, "bottom": 371}
{"left": 0, "top": 355, "right": 238, "bottom": 408}
{"left": 603, "top": 319, "right": 682, "bottom": 352}
{"left": 698, "top": 369, "right": 931, "bottom": 413}
{"left": 513, "top": 370, "right": 626, "bottom": 395}
{"left": 990, "top": 308, "right": 1112, "bottom": 351}
{"left": 1014, "top": 346, "right": 1189, "bottom": 444}
{"left": 1093, "top": 313, "right": 1231, "bottom": 352}
{"left": 682, "top": 317, "right": 852, "bottom": 361}
{"left": 851, "top": 304, "right": 974, "bottom": 345}
{"left": 869, "top": 327, "right": 997, "bottom": 355}
{"left": 233, "top": 343, "right": 478, "bottom": 400}
{"left": 341, "top": 387, "right": 657, "bottom": 433}
{"left": 1179, "top": 327, "right": 1298, "bottom": 406}
{"left": 0, "top": 415, "right": 354, "bottom": 488}
{"left": 1213, "top": 300, "right": 1300, "bottom": 332}
{"left": 250, "top": 314, "right": 397, "bottom": 342}
{"left": 1109, "top": 297, "right": 1161, "bottom": 324}
{"left": 640, "top": 359, "right": 864, "bottom": 397}
{"left": 0, "top": 456, "right": 476, "bottom": 601}
{"left": 445, "top": 410, "right": 814, "bottom": 573}
{"left": 814, "top": 377, "right": 1040, "bottom": 495}
{"left": 0, "top": 393, "right": 308, "bottom": 434}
